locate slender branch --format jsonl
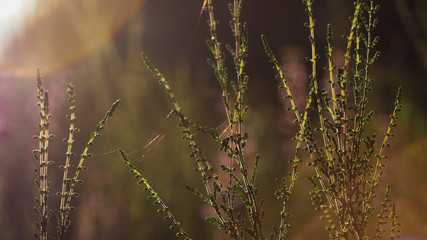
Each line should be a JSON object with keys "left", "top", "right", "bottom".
{"left": 60, "top": 100, "right": 120, "bottom": 234}
{"left": 119, "top": 149, "right": 191, "bottom": 240}
{"left": 57, "top": 83, "right": 78, "bottom": 239}
{"left": 34, "top": 69, "right": 52, "bottom": 240}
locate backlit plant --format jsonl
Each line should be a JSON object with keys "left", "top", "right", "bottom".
{"left": 263, "top": 0, "right": 401, "bottom": 239}
{"left": 117, "top": 0, "right": 402, "bottom": 239}
{"left": 121, "top": 0, "right": 272, "bottom": 239}
{"left": 33, "top": 70, "right": 120, "bottom": 240}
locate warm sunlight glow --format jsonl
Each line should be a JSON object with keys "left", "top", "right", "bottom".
{"left": 0, "top": 0, "right": 21, "bottom": 18}
{"left": 0, "top": 0, "right": 36, "bottom": 62}
{"left": 0, "top": 0, "right": 147, "bottom": 79}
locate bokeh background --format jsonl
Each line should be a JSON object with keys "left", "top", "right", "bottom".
{"left": 0, "top": 0, "right": 426, "bottom": 239}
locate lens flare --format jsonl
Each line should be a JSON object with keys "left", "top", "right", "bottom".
{"left": 0, "top": 0, "right": 147, "bottom": 79}
{"left": 0, "top": 0, "right": 21, "bottom": 18}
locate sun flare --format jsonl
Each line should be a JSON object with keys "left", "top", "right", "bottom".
{"left": 0, "top": 0, "right": 21, "bottom": 18}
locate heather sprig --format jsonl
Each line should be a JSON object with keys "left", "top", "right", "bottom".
{"left": 135, "top": 1, "right": 266, "bottom": 239}
{"left": 262, "top": 34, "right": 314, "bottom": 240}
{"left": 34, "top": 69, "right": 54, "bottom": 240}
{"left": 263, "top": 0, "right": 402, "bottom": 239}
{"left": 122, "top": 0, "right": 403, "bottom": 239}
{"left": 32, "top": 70, "right": 120, "bottom": 240}
{"left": 119, "top": 149, "right": 191, "bottom": 240}
{"left": 56, "top": 97, "right": 120, "bottom": 239}
{"left": 302, "top": 0, "right": 402, "bottom": 238}
{"left": 56, "top": 83, "right": 79, "bottom": 239}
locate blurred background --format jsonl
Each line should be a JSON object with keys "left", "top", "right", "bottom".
{"left": 0, "top": 0, "right": 426, "bottom": 239}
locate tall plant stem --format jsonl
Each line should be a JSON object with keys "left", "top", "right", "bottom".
{"left": 304, "top": 0, "right": 338, "bottom": 212}
{"left": 35, "top": 69, "right": 51, "bottom": 240}
{"left": 59, "top": 100, "right": 120, "bottom": 234}
{"left": 57, "top": 84, "right": 78, "bottom": 239}
{"left": 341, "top": 2, "right": 362, "bottom": 153}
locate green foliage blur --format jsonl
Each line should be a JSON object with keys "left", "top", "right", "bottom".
{"left": 0, "top": 0, "right": 426, "bottom": 239}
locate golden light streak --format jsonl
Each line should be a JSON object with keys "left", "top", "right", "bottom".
{"left": 0, "top": 0, "right": 147, "bottom": 79}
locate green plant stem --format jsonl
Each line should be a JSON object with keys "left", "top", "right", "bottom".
{"left": 35, "top": 69, "right": 51, "bottom": 240}
{"left": 207, "top": 0, "right": 230, "bottom": 119}
{"left": 141, "top": 52, "right": 227, "bottom": 226}
{"left": 368, "top": 88, "right": 402, "bottom": 206}
{"left": 341, "top": 2, "right": 361, "bottom": 156}
{"left": 304, "top": 0, "right": 338, "bottom": 214}
{"left": 230, "top": 1, "right": 264, "bottom": 238}
{"left": 326, "top": 24, "right": 338, "bottom": 120}
{"left": 59, "top": 99, "right": 120, "bottom": 235}
{"left": 57, "top": 83, "right": 78, "bottom": 239}
{"left": 359, "top": 0, "right": 378, "bottom": 126}
{"left": 119, "top": 149, "right": 191, "bottom": 240}
{"left": 206, "top": 0, "right": 235, "bottom": 192}
{"left": 262, "top": 35, "right": 315, "bottom": 239}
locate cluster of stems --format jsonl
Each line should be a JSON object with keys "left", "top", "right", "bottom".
{"left": 264, "top": 0, "right": 401, "bottom": 239}
{"left": 33, "top": 70, "right": 120, "bottom": 240}
{"left": 131, "top": 0, "right": 270, "bottom": 239}
{"left": 34, "top": 69, "right": 53, "bottom": 240}
{"left": 125, "top": 0, "right": 402, "bottom": 239}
